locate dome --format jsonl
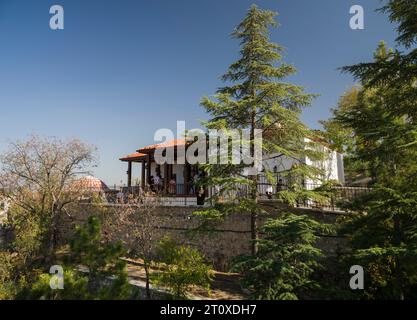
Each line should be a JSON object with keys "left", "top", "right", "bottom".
{"left": 76, "top": 176, "right": 110, "bottom": 193}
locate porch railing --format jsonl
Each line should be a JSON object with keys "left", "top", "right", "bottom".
{"left": 106, "top": 178, "right": 371, "bottom": 211}
{"left": 106, "top": 183, "right": 196, "bottom": 198}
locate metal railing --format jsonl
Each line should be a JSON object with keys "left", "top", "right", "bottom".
{"left": 295, "top": 185, "right": 371, "bottom": 211}
{"left": 106, "top": 183, "right": 197, "bottom": 199}
{"left": 105, "top": 177, "right": 371, "bottom": 211}
{"left": 208, "top": 174, "right": 372, "bottom": 212}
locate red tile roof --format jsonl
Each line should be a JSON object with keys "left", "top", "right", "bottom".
{"left": 120, "top": 139, "right": 193, "bottom": 162}
{"left": 119, "top": 152, "right": 147, "bottom": 162}
{"left": 137, "top": 138, "right": 187, "bottom": 153}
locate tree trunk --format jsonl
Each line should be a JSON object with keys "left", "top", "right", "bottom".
{"left": 45, "top": 209, "right": 59, "bottom": 263}
{"left": 144, "top": 262, "right": 151, "bottom": 299}
{"left": 250, "top": 196, "right": 258, "bottom": 256}
{"left": 393, "top": 214, "right": 404, "bottom": 300}
{"left": 250, "top": 111, "right": 258, "bottom": 256}
{"left": 392, "top": 163, "right": 404, "bottom": 300}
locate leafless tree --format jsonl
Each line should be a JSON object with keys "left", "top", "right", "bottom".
{"left": 111, "top": 196, "right": 162, "bottom": 299}
{"left": 0, "top": 135, "right": 97, "bottom": 260}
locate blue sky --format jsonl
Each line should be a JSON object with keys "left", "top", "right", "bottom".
{"left": 0, "top": 0, "right": 398, "bottom": 184}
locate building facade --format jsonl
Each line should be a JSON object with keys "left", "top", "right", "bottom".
{"left": 120, "top": 138, "right": 345, "bottom": 197}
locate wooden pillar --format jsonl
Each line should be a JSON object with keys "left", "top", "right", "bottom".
{"left": 164, "top": 163, "right": 168, "bottom": 194}
{"left": 146, "top": 154, "right": 151, "bottom": 185}
{"left": 127, "top": 161, "right": 132, "bottom": 188}
{"left": 141, "top": 160, "right": 145, "bottom": 190}
{"left": 184, "top": 163, "right": 190, "bottom": 195}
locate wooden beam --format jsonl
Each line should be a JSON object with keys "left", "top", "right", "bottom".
{"left": 127, "top": 161, "right": 132, "bottom": 188}
{"left": 184, "top": 163, "right": 190, "bottom": 195}
{"left": 141, "top": 160, "right": 145, "bottom": 190}
{"left": 164, "top": 163, "right": 168, "bottom": 194}
{"left": 146, "top": 154, "right": 151, "bottom": 185}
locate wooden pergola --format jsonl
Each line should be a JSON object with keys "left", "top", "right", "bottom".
{"left": 119, "top": 152, "right": 147, "bottom": 190}
{"left": 119, "top": 139, "right": 195, "bottom": 195}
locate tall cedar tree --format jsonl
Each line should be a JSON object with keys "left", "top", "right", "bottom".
{"left": 232, "top": 213, "right": 330, "bottom": 300}
{"left": 198, "top": 5, "right": 325, "bottom": 255}
{"left": 337, "top": 1, "right": 417, "bottom": 299}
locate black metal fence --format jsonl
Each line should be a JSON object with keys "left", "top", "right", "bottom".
{"left": 107, "top": 183, "right": 195, "bottom": 198}
{"left": 208, "top": 174, "right": 372, "bottom": 211}
{"left": 106, "top": 177, "right": 371, "bottom": 211}
{"left": 295, "top": 185, "right": 371, "bottom": 211}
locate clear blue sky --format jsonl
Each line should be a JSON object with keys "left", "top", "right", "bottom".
{"left": 0, "top": 0, "right": 398, "bottom": 185}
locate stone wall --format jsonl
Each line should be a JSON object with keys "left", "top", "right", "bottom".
{"left": 58, "top": 203, "right": 344, "bottom": 271}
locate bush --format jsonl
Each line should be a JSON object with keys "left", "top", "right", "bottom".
{"left": 152, "top": 237, "right": 214, "bottom": 299}
{"left": 17, "top": 216, "right": 131, "bottom": 300}
{"left": 18, "top": 270, "right": 89, "bottom": 300}
{"left": 68, "top": 216, "right": 131, "bottom": 299}
{"left": 0, "top": 252, "right": 15, "bottom": 299}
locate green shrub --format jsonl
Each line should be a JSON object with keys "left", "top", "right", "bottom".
{"left": 0, "top": 252, "right": 15, "bottom": 299}
{"left": 17, "top": 216, "right": 131, "bottom": 300}
{"left": 68, "top": 216, "right": 131, "bottom": 299}
{"left": 19, "top": 270, "right": 89, "bottom": 300}
{"left": 153, "top": 237, "right": 214, "bottom": 299}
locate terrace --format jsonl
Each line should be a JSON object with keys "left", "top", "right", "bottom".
{"left": 115, "top": 139, "right": 371, "bottom": 211}
{"left": 107, "top": 177, "right": 370, "bottom": 212}
{"left": 119, "top": 138, "right": 199, "bottom": 198}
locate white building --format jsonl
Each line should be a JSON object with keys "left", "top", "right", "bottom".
{"left": 262, "top": 139, "right": 345, "bottom": 186}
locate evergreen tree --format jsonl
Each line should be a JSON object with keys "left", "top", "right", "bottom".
{"left": 68, "top": 216, "right": 131, "bottom": 299}
{"left": 336, "top": 4, "right": 417, "bottom": 297}
{"left": 232, "top": 214, "right": 330, "bottom": 300}
{"left": 342, "top": 0, "right": 417, "bottom": 117}
{"left": 340, "top": 42, "right": 417, "bottom": 183}
{"left": 198, "top": 5, "right": 325, "bottom": 255}
{"left": 319, "top": 86, "right": 370, "bottom": 184}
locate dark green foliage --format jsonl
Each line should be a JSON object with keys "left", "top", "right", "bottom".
{"left": 200, "top": 5, "right": 322, "bottom": 183}
{"left": 334, "top": 2, "right": 417, "bottom": 299}
{"left": 152, "top": 237, "right": 214, "bottom": 299}
{"left": 330, "top": 42, "right": 417, "bottom": 185}
{"left": 232, "top": 214, "right": 331, "bottom": 300}
{"left": 68, "top": 216, "right": 131, "bottom": 299}
{"left": 339, "top": 187, "right": 417, "bottom": 299}
{"left": 380, "top": 0, "right": 417, "bottom": 48}
{"left": 319, "top": 86, "right": 370, "bottom": 183}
